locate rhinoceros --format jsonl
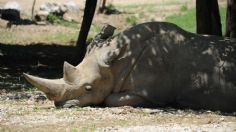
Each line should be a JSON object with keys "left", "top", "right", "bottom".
{"left": 24, "top": 22, "right": 236, "bottom": 112}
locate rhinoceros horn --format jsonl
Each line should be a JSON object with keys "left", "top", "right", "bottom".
{"left": 63, "top": 61, "right": 77, "bottom": 83}
{"left": 23, "top": 73, "right": 66, "bottom": 96}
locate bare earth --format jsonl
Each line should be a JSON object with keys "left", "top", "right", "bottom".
{"left": 0, "top": 0, "right": 235, "bottom": 131}
{"left": 0, "top": 91, "right": 236, "bottom": 131}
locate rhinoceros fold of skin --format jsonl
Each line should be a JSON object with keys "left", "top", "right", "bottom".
{"left": 24, "top": 22, "right": 236, "bottom": 112}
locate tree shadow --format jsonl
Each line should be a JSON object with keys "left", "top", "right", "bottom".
{"left": 0, "top": 43, "right": 79, "bottom": 91}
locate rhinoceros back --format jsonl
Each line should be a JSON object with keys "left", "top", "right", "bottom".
{"left": 111, "top": 22, "right": 189, "bottom": 105}
{"left": 111, "top": 22, "right": 236, "bottom": 111}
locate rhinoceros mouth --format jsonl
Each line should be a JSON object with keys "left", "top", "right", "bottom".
{"left": 54, "top": 99, "right": 81, "bottom": 108}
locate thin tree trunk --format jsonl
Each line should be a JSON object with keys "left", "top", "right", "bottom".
{"left": 76, "top": 0, "right": 97, "bottom": 63}
{"left": 210, "top": 0, "right": 222, "bottom": 36}
{"left": 99, "top": 0, "right": 107, "bottom": 13}
{"left": 225, "top": 0, "right": 236, "bottom": 38}
{"left": 196, "top": 0, "right": 222, "bottom": 36}
{"left": 31, "top": 0, "right": 36, "bottom": 21}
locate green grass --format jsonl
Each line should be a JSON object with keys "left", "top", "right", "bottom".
{"left": 220, "top": 7, "right": 227, "bottom": 34}
{"left": 47, "top": 14, "right": 80, "bottom": 29}
{"left": 81, "top": 125, "right": 96, "bottom": 132}
{"left": 58, "top": 20, "right": 80, "bottom": 29}
{"left": 0, "top": 29, "right": 78, "bottom": 45}
{"left": 50, "top": 32, "right": 78, "bottom": 44}
{"left": 125, "top": 15, "right": 138, "bottom": 25}
{"left": 165, "top": 6, "right": 226, "bottom": 34}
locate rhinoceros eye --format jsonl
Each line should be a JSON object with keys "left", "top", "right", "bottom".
{"left": 84, "top": 85, "right": 92, "bottom": 92}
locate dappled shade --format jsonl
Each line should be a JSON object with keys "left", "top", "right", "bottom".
{"left": 23, "top": 22, "right": 236, "bottom": 112}
{"left": 0, "top": 43, "right": 78, "bottom": 90}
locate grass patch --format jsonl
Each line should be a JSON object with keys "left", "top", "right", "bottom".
{"left": 125, "top": 15, "right": 138, "bottom": 25}
{"left": 47, "top": 14, "right": 62, "bottom": 24}
{"left": 81, "top": 125, "right": 96, "bottom": 132}
{"left": 47, "top": 14, "right": 80, "bottom": 29}
{"left": 0, "top": 30, "right": 15, "bottom": 43}
{"left": 165, "top": 6, "right": 226, "bottom": 34}
{"left": 117, "top": 4, "right": 157, "bottom": 14}
{"left": 87, "top": 24, "right": 102, "bottom": 41}
{"left": 219, "top": 7, "right": 226, "bottom": 34}
{"left": 51, "top": 32, "right": 77, "bottom": 43}
{"left": 165, "top": 8, "right": 196, "bottom": 33}
{"left": 0, "top": 28, "right": 78, "bottom": 45}
{"left": 58, "top": 20, "right": 80, "bottom": 29}
{"left": 30, "top": 32, "right": 78, "bottom": 44}
{"left": 180, "top": 4, "right": 188, "bottom": 12}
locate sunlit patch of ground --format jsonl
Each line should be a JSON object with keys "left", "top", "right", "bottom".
{"left": 0, "top": 92, "right": 236, "bottom": 131}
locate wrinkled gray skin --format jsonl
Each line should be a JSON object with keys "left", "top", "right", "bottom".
{"left": 24, "top": 22, "right": 236, "bottom": 112}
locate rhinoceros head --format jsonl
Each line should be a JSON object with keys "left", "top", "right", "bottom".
{"left": 24, "top": 39, "right": 121, "bottom": 107}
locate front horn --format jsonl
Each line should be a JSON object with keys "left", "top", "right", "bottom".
{"left": 23, "top": 73, "right": 66, "bottom": 97}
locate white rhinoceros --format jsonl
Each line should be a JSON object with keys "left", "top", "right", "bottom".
{"left": 24, "top": 22, "right": 236, "bottom": 112}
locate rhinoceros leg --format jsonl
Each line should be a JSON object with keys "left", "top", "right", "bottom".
{"left": 105, "top": 93, "right": 151, "bottom": 107}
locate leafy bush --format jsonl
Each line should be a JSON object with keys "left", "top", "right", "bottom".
{"left": 180, "top": 4, "right": 188, "bottom": 12}
{"left": 47, "top": 14, "right": 62, "bottom": 24}
{"left": 104, "top": 4, "right": 120, "bottom": 15}
{"left": 46, "top": 14, "right": 79, "bottom": 29}
{"left": 125, "top": 15, "right": 138, "bottom": 25}
{"left": 99, "top": 4, "right": 121, "bottom": 15}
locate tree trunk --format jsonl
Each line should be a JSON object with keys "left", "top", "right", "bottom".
{"left": 196, "top": 0, "right": 222, "bottom": 36}
{"left": 225, "top": 0, "right": 236, "bottom": 38}
{"left": 98, "top": 0, "right": 107, "bottom": 13}
{"left": 31, "top": 0, "right": 36, "bottom": 21}
{"left": 76, "top": 0, "right": 97, "bottom": 63}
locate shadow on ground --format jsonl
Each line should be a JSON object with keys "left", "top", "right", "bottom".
{"left": 0, "top": 43, "right": 80, "bottom": 91}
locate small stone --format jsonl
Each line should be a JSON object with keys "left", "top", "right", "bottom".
{"left": 219, "top": 117, "right": 224, "bottom": 121}
{"left": 4, "top": 1, "right": 21, "bottom": 11}
{"left": 0, "top": 18, "right": 9, "bottom": 28}
{"left": 111, "top": 108, "right": 124, "bottom": 114}
{"left": 35, "top": 10, "right": 49, "bottom": 21}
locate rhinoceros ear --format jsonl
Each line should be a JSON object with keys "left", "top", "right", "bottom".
{"left": 63, "top": 61, "right": 77, "bottom": 83}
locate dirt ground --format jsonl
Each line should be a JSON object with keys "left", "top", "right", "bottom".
{"left": 0, "top": 0, "right": 235, "bottom": 131}
{"left": 0, "top": 91, "right": 236, "bottom": 131}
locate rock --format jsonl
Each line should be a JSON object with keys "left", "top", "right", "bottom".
{"left": 0, "top": 9, "right": 20, "bottom": 22}
{"left": 60, "top": 5, "right": 68, "bottom": 13}
{"left": 35, "top": 10, "right": 49, "bottom": 21}
{"left": 63, "top": 0, "right": 80, "bottom": 12}
{"left": 63, "top": 12, "right": 73, "bottom": 22}
{"left": 62, "top": 12, "right": 80, "bottom": 22}
{"left": 35, "top": 2, "right": 69, "bottom": 22}
{"left": 111, "top": 108, "right": 124, "bottom": 114}
{"left": 39, "top": 2, "right": 66, "bottom": 16}
{"left": 1, "top": 1, "right": 21, "bottom": 22}
{"left": 35, "top": 1, "right": 80, "bottom": 22}
{"left": 0, "top": 18, "right": 9, "bottom": 28}
{"left": 220, "top": 117, "right": 225, "bottom": 121}
{"left": 36, "top": 21, "right": 47, "bottom": 25}
{"left": 4, "top": 1, "right": 21, "bottom": 11}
